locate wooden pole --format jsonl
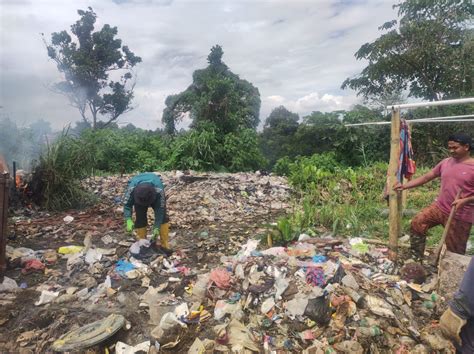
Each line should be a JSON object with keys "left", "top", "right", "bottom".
{"left": 388, "top": 108, "right": 401, "bottom": 258}
{"left": 0, "top": 173, "right": 9, "bottom": 276}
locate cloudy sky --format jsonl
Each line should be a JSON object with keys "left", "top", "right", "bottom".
{"left": 0, "top": 0, "right": 397, "bottom": 130}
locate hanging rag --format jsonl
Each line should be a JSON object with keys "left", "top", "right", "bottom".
{"left": 397, "top": 119, "right": 416, "bottom": 182}
{"left": 384, "top": 119, "right": 416, "bottom": 201}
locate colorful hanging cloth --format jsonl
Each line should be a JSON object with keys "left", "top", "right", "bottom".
{"left": 397, "top": 119, "right": 416, "bottom": 182}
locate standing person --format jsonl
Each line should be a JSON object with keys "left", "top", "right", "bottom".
{"left": 394, "top": 133, "right": 474, "bottom": 260}
{"left": 440, "top": 256, "right": 474, "bottom": 352}
{"left": 123, "top": 172, "right": 170, "bottom": 250}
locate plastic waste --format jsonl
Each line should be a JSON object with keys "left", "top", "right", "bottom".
{"left": 298, "top": 233, "right": 311, "bottom": 241}
{"left": 341, "top": 273, "right": 359, "bottom": 290}
{"left": 63, "top": 215, "right": 74, "bottom": 223}
{"left": 0, "top": 276, "right": 18, "bottom": 292}
{"left": 190, "top": 273, "right": 210, "bottom": 303}
{"left": 286, "top": 295, "right": 309, "bottom": 318}
{"left": 261, "top": 297, "right": 275, "bottom": 314}
{"left": 304, "top": 294, "right": 331, "bottom": 325}
{"left": 85, "top": 248, "right": 102, "bottom": 265}
{"left": 261, "top": 247, "right": 287, "bottom": 256}
{"left": 312, "top": 254, "right": 327, "bottom": 263}
{"left": 43, "top": 249, "right": 58, "bottom": 264}
{"left": 58, "top": 245, "right": 84, "bottom": 254}
{"left": 6, "top": 246, "right": 36, "bottom": 262}
{"left": 227, "top": 319, "right": 259, "bottom": 352}
{"left": 210, "top": 268, "right": 231, "bottom": 289}
{"left": 130, "top": 239, "right": 151, "bottom": 254}
{"left": 150, "top": 312, "right": 187, "bottom": 349}
{"left": 35, "top": 290, "right": 60, "bottom": 306}
{"left": 275, "top": 277, "right": 289, "bottom": 300}
{"left": 51, "top": 314, "right": 125, "bottom": 351}
{"left": 21, "top": 259, "right": 45, "bottom": 274}
{"left": 187, "top": 338, "right": 215, "bottom": 354}
{"left": 174, "top": 303, "right": 190, "bottom": 318}
{"left": 342, "top": 286, "right": 366, "bottom": 307}
{"left": 214, "top": 300, "right": 243, "bottom": 321}
{"left": 357, "top": 325, "right": 382, "bottom": 337}
{"left": 115, "top": 259, "right": 136, "bottom": 277}
{"left": 349, "top": 238, "right": 369, "bottom": 254}
{"left": 116, "top": 341, "right": 151, "bottom": 354}
{"left": 366, "top": 295, "right": 396, "bottom": 318}
{"left": 306, "top": 268, "right": 326, "bottom": 286}
{"left": 327, "top": 262, "right": 346, "bottom": 284}
{"left": 334, "top": 340, "right": 364, "bottom": 354}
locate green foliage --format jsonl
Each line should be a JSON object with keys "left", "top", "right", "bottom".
{"left": 263, "top": 106, "right": 391, "bottom": 169}
{"left": 162, "top": 45, "right": 261, "bottom": 135}
{"left": 31, "top": 130, "right": 96, "bottom": 210}
{"left": 342, "top": 0, "right": 474, "bottom": 101}
{"left": 221, "top": 129, "right": 267, "bottom": 172}
{"left": 167, "top": 124, "right": 220, "bottom": 170}
{"left": 273, "top": 156, "right": 292, "bottom": 176}
{"left": 260, "top": 106, "right": 299, "bottom": 166}
{"left": 44, "top": 7, "right": 142, "bottom": 129}
{"left": 80, "top": 128, "right": 168, "bottom": 173}
{"left": 267, "top": 216, "right": 300, "bottom": 246}
{"left": 166, "top": 123, "right": 266, "bottom": 172}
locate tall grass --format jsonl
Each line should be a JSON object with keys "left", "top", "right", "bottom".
{"left": 30, "top": 130, "right": 96, "bottom": 210}
{"left": 272, "top": 153, "right": 454, "bottom": 244}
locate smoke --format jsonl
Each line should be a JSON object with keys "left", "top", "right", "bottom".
{"left": 0, "top": 116, "right": 53, "bottom": 172}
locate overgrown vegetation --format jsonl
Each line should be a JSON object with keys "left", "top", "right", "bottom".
{"left": 269, "top": 153, "right": 445, "bottom": 245}
{"left": 30, "top": 131, "right": 96, "bottom": 210}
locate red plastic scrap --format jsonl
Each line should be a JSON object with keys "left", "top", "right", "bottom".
{"left": 21, "top": 259, "right": 45, "bottom": 274}
{"left": 209, "top": 268, "right": 232, "bottom": 289}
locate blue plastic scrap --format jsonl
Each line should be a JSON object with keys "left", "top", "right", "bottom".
{"left": 115, "top": 259, "right": 136, "bottom": 276}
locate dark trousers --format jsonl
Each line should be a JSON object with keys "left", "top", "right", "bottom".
{"left": 456, "top": 257, "right": 474, "bottom": 353}
{"left": 134, "top": 201, "right": 168, "bottom": 228}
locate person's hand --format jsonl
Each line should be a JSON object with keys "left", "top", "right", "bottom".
{"left": 393, "top": 182, "right": 404, "bottom": 191}
{"left": 126, "top": 219, "right": 134, "bottom": 233}
{"left": 152, "top": 227, "right": 160, "bottom": 240}
{"left": 452, "top": 198, "right": 468, "bottom": 211}
{"left": 440, "top": 307, "right": 466, "bottom": 346}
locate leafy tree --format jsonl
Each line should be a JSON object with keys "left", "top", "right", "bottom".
{"left": 342, "top": 0, "right": 474, "bottom": 101}
{"left": 337, "top": 105, "right": 388, "bottom": 166}
{"left": 260, "top": 106, "right": 299, "bottom": 166}
{"left": 291, "top": 111, "right": 343, "bottom": 157}
{"left": 162, "top": 45, "right": 261, "bottom": 134}
{"left": 43, "top": 7, "right": 142, "bottom": 129}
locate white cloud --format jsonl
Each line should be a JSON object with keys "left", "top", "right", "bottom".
{"left": 0, "top": 0, "right": 396, "bottom": 130}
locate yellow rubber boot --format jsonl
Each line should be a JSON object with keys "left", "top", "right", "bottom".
{"left": 160, "top": 223, "right": 170, "bottom": 249}
{"left": 136, "top": 227, "right": 147, "bottom": 240}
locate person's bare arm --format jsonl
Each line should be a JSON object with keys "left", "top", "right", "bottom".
{"left": 393, "top": 170, "right": 438, "bottom": 191}
{"left": 452, "top": 195, "right": 474, "bottom": 210}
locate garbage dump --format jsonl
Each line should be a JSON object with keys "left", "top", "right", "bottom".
{"left": 0, "top": 171, "right": 465, "bottom": 352}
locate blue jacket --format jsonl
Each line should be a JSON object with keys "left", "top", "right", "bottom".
{"left": 123, "top": 173, "right": 166, "bottom": 228}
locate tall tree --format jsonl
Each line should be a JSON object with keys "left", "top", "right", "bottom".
{"left": 44, "top": 7, "right": 142, "bottom": 129}
{"left": 260, "top": 106, "right": 299, "bottom": 166}
{"left": 342, "top": 0, "right": 474, "bottom": 101}
{"left": 161, "top": 45, "right": 261, "bottom": 134}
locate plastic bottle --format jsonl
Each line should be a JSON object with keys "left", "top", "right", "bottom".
{"left": 357, "top": 325, "right": 382, "bottom": 337}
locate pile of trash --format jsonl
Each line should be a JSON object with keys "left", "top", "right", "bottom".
{"left": 85, "top": 171, "right": 291, "bottom": 230}
{"left": 3, "top": 232, "right": 458, "bottom": 352}
{"left": 138, "top": 236, "right": 455, "bottom": 353}
{"left": 0, "top": 171, "right": 462, "bottom": 352}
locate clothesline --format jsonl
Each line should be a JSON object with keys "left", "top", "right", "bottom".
{"left": 344, "top": 114, "right": 474, "bottom": 127}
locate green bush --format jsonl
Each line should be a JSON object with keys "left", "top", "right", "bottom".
{"left": 279, "top": 152, "right": 447, "bottom": 239}
{"left": 31, "top": 131, "right": 96, "bottom": 210}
